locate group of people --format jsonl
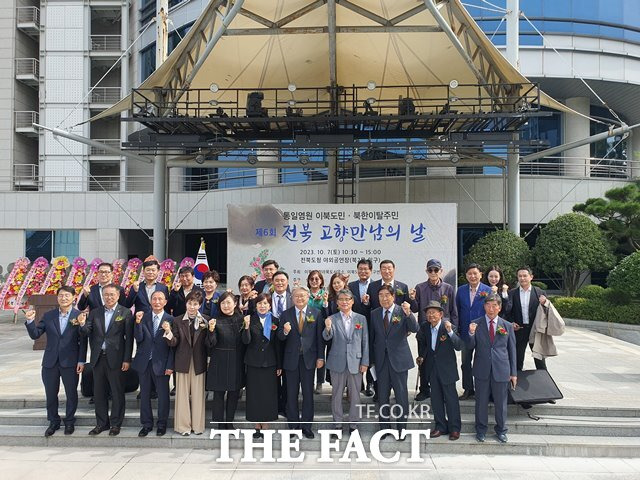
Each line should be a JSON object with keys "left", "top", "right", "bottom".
{"left": 25, "top": 255, "right": 549, "bottom": 444}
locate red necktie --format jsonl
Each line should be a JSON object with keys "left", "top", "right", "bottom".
{"left": 383, "top": 310, "right": 389, "bottom": 332}
{"left": 489, "top": 320, "right": 495, "bottom": 343}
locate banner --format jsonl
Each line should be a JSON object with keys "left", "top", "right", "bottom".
{"left": 227, "top": 203, "right": 458, "bottom": 289}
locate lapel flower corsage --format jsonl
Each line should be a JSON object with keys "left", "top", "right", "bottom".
{"left": 391, "top": 315, "right": 401, "bottom": 324}
{"left": 213, "top": 298, "right": 218, "bottom": 304}
{"left": 395, "top": 288, "right": 405, "bottom": 296}
{"left": 440, "top": 295, "right": 448, "bottom": 305}
{"left": 271, "top": 323, "right": 278, "bottom": 331}
{"left": 114, "top": 315, "right": 124, "bottom": 322}
{"left": 479, "top": 291, "right": 488, "bottom": 298}
{"left": 69, "top": 318, "right": 79, "bottom": 326}
{"left": 439, "top": 334, "right": 448, "bottom": 342}
{"left": 306, "top": 314, "right": 316, "bottom": 323}
{"left": 496, "top": 325, "right": 508, "bottom": 336}
{"left": 354, "top": 322, "right": 363, "bottom": 330}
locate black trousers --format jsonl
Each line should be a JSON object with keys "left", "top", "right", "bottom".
{"left": 212, "top": 390, "right": 240, "bottom": 427}
{"left": 418, "top": 361, "right": 430, "bottom": 395}
{"left": 92, "top": 352, "right": 126, "bottom": 428}
{"left": 42, "top": 364, "right": 79, "bottom": 426}
{"left": 139, "top": 363, "right": 170, "bottom": 429}
{"left": 285, "top": 355, "right": 315, "bottom": 431}
{"left": 461, "top": 345, "right": 475, "bottom": 391}
{"left": 376, "top": 362, "right": 409, "bottom": 431}
{"left": 516, "top": 324, "right": 547, "bottom": 371}
{"left": 430, "top": 373, "right": 461, "bottom": 434}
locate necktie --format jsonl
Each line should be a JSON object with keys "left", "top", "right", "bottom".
{"left": 383, "top": 310, "right": 389, "bottom": 332}
{"left": 298, "top": 310, "right": 304, "bottom": 334}
{"left": 153, "top": 314, "right": 160, "bottom": 334}
{"left": 277, "top": 295, "right": 284, "bottom": 317}
{"left": 489, "top": 319, "right": 495, "bottom": 343}
{"left": 60, "top": 313, "right": 68, "bottom": 334}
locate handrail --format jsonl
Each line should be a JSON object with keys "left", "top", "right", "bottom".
{"left": 16, "top": 6, "right": 39, "bottom": 26}
{"left": 90, "top": 35, "right": 122, "bottom": 51}
{"left": 15, "top": 58, "right": 39, "bottom": 77}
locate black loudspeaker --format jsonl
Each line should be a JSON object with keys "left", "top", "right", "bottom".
{"left": 509, "top": 369, "right": 563, "bottom": 405}
{"left": 398, "top": 97, "right": 416, "bottom": 115}
{"left": 81, "top": 363, "right": 140, "bottom": 397}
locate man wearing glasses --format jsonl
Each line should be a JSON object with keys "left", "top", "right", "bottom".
{"left": 77, "top": 263, "right": 127, "bottom": 312}
{"left": 413, "top": 259, "right": 458, "bottom": 401}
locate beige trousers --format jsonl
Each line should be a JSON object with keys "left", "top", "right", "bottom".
{"left": 174, "top": 358, "right": 206, "bottom": 434}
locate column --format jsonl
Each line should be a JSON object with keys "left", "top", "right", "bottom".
{"left": 564, "top": 97, "right": 590, "bottom": 177}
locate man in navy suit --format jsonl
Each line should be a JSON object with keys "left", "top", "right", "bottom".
{"left": 77, "top": 262, "right": 126, "bottom": 311}
{"left": 25, "top": 286, "right": 87, "bottom": 437}
{"left": 78, "top": 284, "right": 134, "bottom": 436}
{"left": 455, "top": 263, "right": 492, "bottom": 400}
{"left": 253, "top": 259, "right": 280, "bottom": 294}
{"left": 505, "top": 266, "right": 548, "bottom": 371}
{"left": 348, "top": 258, "right": 374, "bottom": 396}
{"left": 417, "top": 301, "right": 462, "bottom": 440}
{"left": 132, "top": 290, "right": 174, "bottom": 437}
{"left": 271, "top": 270, "right": 293, "bottom": 415}
{"left": 467, "top": 294, "right": 517, "bottom": 443}
{"left": 125, "top": 259, "right": 169, "bottom": 315}
{"left": 277, "top": 286, "right": 324, "bottom": 439}
{"left": 369, "top": 285, "right": 418, "bottom": 438}
{"left": 365, "top": 260, "right": 418, "bottom": 313}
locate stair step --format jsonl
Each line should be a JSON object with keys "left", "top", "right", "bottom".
{"left": 0, "top": 425, "right": 638, "bottom": 458}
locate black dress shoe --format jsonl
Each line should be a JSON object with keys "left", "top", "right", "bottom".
{"left": 138, "top": 427, "right": 152, "bottom": 437}
{"left": 64, "top": 425, "right": 75, "bottom": 435}
{"left": 415, "top": 391, "right": 430, "bottom": 401}
{"left": 88, "top": 425, "right": 110, "bottom": 436}
{"left": 459, "top": 389, "right": 475, "bottom": 400}
{"left": 109, "top": 427, "right": 121, "bottom": 436}
{"left": 364, "top": 385, "right": 374, "bottom": 397}
{"left": 156, "top": 427, "right": 166, "bottom": 436}
{"left": 170, "top": 387, "right": 176, "bottom": 397}
{"left": 302, "top": 429, "right": 315, "bottom": 439}
{"left": 45, "top": 423, "right": 60, "bottom": 437}
{"left": 253, "top": 430, "right": 264, "bottom": 439}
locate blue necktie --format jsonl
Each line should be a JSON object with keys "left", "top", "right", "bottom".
{"left": 277, "top": 295, "right": 284, "bottom": 317}
{"left": 153, "top": 314, "right": 160, "bottom": 334}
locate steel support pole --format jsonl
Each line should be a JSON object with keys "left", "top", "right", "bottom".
{"left": 327, "top": 0, "right": 338, "bottom": 204}
{"left": 506, "top": 0, "right": 520, "bottom": 234}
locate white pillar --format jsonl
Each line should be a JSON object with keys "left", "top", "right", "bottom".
{"left": 506, "top": 0, "right": 520, "bottom": 234}
{"left": 256, "top": 147, "right": 279, "bottom": 186}
{"left": 564, "top": 97, "right": 591, "bottom": 177}
{"left": 327, "top": 149, "right": 337, "bottom": 204}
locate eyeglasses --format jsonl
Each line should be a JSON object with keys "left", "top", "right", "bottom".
{"left": 337, "top": 297, "right": 353, "bottom": 303}
{"left": 427, "top": 268, "right": 440, "bottom": 273}
{"left": 98, "top": 270, "right": 112, "bottom": 274}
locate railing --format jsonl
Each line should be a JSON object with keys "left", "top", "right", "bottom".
{"left": 90, "top": 35, "right": 122, "bottom": 51}
{"left": 90, "top": 138, "right": 121, "bottom": 155}
{"left": 16, "top": 6, "right": 39, "bottom": 26}
{"left": 14, "top": 111, "right": 38, "bottom": 129}
{"left": 15, "top": 58, "right": 39, "bottom": 77}
{"left": 90, "top": 87, "right": 121, "bottom": 104}
{"left": 8, "top": 158, "right": 636, "bottom": 193}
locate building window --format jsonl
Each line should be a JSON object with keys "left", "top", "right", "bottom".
{"left": 26, "top": 231, "right": 79, "bottom": 261}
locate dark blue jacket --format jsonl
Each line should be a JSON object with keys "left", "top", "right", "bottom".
{"left": 455, "top": 282, "right": 492, "bottom": 339}
{"left": 25, "top": 308, "right": 87, "bottom": 368}
{"left": 131, "top": 311, "right": 175, "bottom": 376}
{"left": 125, "top": 282, "right": 170, "bottom": 315}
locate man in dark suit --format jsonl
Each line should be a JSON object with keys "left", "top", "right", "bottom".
{"left": 417, "top": 301, "right": 462, "bottom": 440}
{"left": 131, "top": 290, "right": 174, "bottom": 437}
{"left": 125, "top": 259, "right": 170, "bottom": 315}
{"left": 467, "top": 294, "right": 517, "bottom": 443}
{"left": 348, "top": 258, "right": 374, "bottom": 396}
{"left": 253, "top": 259, "right": 280, "bottom": 294}
{"left": 271, "top": 270, "right": 293, "bottom": 415}
{"left": 365, "top": 260, "right": 418, "bottom": 313}
{"left": 369, "top": 285, "right": 418, "bottom": 438}
{"left": 78, "top": 284, "right": 134, "bottom": 436}
{"left": 77, "top": 262, "right": 126, "bottom": 311}
{"left": 25, "top": 286, "right": 87, "bottom": 436}
{"left": 277, "top": 286, "right": 324, "bottom": 439}
{"left": 455, "top": 263, "right": 492, "bottom": 400}
{"left": 414, "top": 259, "right": 458, "bottom": 401}
{"left": 505, "top": 266, "right": 548, "bottom": 371}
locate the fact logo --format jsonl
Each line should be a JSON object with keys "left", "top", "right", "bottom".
{"left": 210, "top": 429, "right": 432, "bottom": 463}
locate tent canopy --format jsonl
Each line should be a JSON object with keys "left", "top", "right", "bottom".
{"left": 91, "top": 0, "right": 573, "bottom": 123}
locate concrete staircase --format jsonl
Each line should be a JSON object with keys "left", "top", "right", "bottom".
{"left": 1, "top": 395, "right": 639, "bottom": 457}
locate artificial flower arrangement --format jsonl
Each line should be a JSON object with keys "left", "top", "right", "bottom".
{"left": 172, "top": 257, "right": 194, "bottom": 289}
{"left": 16, "top": 257, "right": 50, "bottom": 308}
{"left": 65, "top": 257, "right": 88, "bottom": 295}
{"left": 111, "top": 259, "right": 125, "bottom": 285}
{"left": 120, "top": 258, "right": 142, "bottom": 295}
{"left": 0, "top": 257, "right": 31, "bottom": 310}
{"left": 41, "top": 256, "right": 70, "bottom": 295}
{"left": 82, "top": 258, "right": 104, "bottom": 290}
{"left": 249, "top": 249, "right": 269, "bottom": 280}
{"left": 159, "top": 258, "right": 176, "bottom": 287}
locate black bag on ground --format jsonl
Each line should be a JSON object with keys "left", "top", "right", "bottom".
{"left": 509, "top": 369, "right": 563, "bottom": 405}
